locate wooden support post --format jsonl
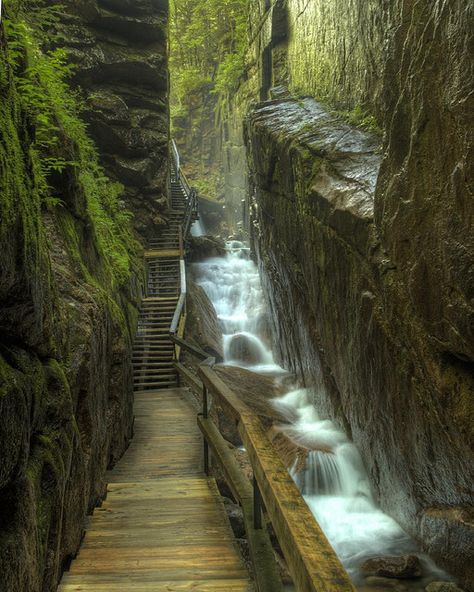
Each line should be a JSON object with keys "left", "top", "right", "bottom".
{"left": 253, "top": 476, "right": 262, "bottom": 529}
{"left": 203, "top": 384, "right": 208, "bottom": 419}
{"left": 203, "top": 438, "right": 210, "bottom": 476}
{"left": 202, "top": 385, "right": 210, "bottom": 475}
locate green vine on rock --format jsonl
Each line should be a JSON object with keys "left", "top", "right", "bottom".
{"left": 2, "top": 0, "right": 139, "bottom": 289}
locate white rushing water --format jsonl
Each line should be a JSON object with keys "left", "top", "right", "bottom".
{"left": 194, "top": 241, "right": 284, "bottom": 374}
{"left": 194, "top": 241, "right": 447, "bottom": 586}
{"left": 191, "top": 217, "right": 206, "bottom": 237}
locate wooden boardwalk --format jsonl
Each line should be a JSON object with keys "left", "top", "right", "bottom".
{"left": 59, "top": 389, "right": 252, "bottom": 592}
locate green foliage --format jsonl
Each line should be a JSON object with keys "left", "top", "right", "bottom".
{"left": 334, "top": 105, "right": 382, "bottom": 136}
{"left": 2, "top": 0, "right": 138, "bottom": 290}
{"left": 170, "top": 0, "right": 249, "bottom": 123}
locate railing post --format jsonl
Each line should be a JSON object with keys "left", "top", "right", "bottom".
{"left": 203, "top": 384, "right": 208, "bottom": 419}
{"left": 178, "top": 226, "right": 184, "bottom": 257}
{"left": 253, "top": 476, "right": 262, "bottom": 529}
{"left": 203, "top": 384, "right": 210, "bottom": 475}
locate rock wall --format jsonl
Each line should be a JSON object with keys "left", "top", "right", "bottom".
{"left": 0, "top": 1, "right": 169, "bottom": 589}
{"left": 62, "top": 0, "right": 169, "bottom": 238}
{"left": 244, "top": 1, "right": 474, "bottom": 585}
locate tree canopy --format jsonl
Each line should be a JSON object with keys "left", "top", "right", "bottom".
{"left": 170, "top": 0, "right": 250, "bottom": 121}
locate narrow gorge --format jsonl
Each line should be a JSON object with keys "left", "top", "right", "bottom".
{"left": 0, "top": 1, "right": 472, "bottom": 592}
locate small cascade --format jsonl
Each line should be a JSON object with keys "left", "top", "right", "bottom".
{"left": 193, "top": 241, "right": 282, "bottom": 372}
{"left": 191, "top": 217, "right": 206, "bottom": 237}
{"left": 273, "top": 389, "right": 447, "bottom": 583}
{"left": 192, "top": 240, "right": 449, "bottom": 587}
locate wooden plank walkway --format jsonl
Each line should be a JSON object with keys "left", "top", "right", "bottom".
{"left": 59, "top": 389, "right": 252, "bottom": 592}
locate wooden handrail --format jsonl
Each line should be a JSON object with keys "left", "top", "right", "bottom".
{"left": 197, "top": 364, "right": 356, "bottom": 592}
{"left": 197, "top": 414, "right": 283, "bottom": 592}
{"left": 167, "top": 140, "right": 354, "bottom": 591}
{"left": 169, "top": 338, "right": 356, "bottom": 592}
{"left": 169, "top": 334, "right": 209, "bottom": 361}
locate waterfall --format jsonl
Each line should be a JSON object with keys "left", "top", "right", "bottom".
{"left": 193, "top": 241, "right": 447, "bottom": 585}
{"left": 194, "top": 241, "right": 283, "bottom": 373}
{"left": 273, "top": 388, "right": 421, "bottom": 578}
{"left": 191, "top": 218, "right": 206, "bottom": 237}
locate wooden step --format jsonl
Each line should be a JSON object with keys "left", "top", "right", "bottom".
{"left": 134, "top": 373, "right": 177, "bottom": 381}
{"left": 134, "top": 380, "right": 178, "bottom": 389}
{"left": 133, "top": 362, "right": 175, "bottom": 368}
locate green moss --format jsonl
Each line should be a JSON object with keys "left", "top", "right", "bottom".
{"left": 2, "top": 1, "right": 140, "bottom": 293}
{"left": 333, "top": 105, "right": 382, "bottom": 136}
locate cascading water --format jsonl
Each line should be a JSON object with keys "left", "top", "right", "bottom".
{"left": 193, "top": 241, "right": 448, "bottom": 588}
{"left": 194, "top": 241, "right": 282, "bottom": 373}
{"left": 191, "top": 217, "right": 206, "bottom": 237}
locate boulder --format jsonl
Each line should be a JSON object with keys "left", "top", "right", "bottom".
{"left": 361, "top": 555, "right": 423, "bottom": 580}
{"left": 227, "top": 333, "right": 265, "bottom": 365}
{"left": 187, "top": 235, "right": 227, "bottom": 262}
{"left": 211, "top": 365, "right": 288, "bottom": 445}
{"left": 185, "top": 281, "right": 224, "bottom": 361}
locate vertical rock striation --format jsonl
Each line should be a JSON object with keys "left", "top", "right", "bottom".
{"left": 0, "top": 1, "right": 169, "bottom": 589}
{"left": 61, "top": 0, "right": 170, "bottom": 237}
{"left": 244, "top": 1, "right": 474, "bottom": 586}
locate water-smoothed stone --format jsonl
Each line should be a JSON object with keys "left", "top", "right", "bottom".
{"left": 186, "top": 281, "right": 224, "bottom": 361}
{"left": 227, "top": 333, "right": 266, "bottom": 365}
{"left": 426, "top": 583, "right": 466, "bottom": 592}
{"left": 213, "top": 366, "right": 288, "bottom": 445}
{"left": 187, "top": 235, "right": 227, "bottom": 262}
{"left": 361, "top": 556, "right": 423, "bottom": 579}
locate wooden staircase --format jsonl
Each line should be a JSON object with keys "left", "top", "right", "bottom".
{"left": 132, "top": 169, "right": 189, "bottom": 392}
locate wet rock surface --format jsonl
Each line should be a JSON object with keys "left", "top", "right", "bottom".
{"left": 213, "top": 365, "right": 288, "bottom": 445}
{"left": 361, "top": 556, "right": 422, "bottom": 580}
{"left": 227, "top": 333, "right": 266, "bottom": 365}
{"left": 246, "top": 89, "right": 473, "bottom": 588}
{"left": 187, "top": 235, "right": 227, "bottom": 262}
{"left": 59, "top": 0, "right": 169, "bottom": 237}
{"left": 186, "top": 281, "right": 224, "bottom": 361}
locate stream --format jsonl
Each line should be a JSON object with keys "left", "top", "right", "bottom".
{"left": 193, "top": 241, "right": 449, "bottom": 590}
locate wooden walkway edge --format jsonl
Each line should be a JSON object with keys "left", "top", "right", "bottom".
{"left": 58, "top": 389, "right": 252, "bottom": 592}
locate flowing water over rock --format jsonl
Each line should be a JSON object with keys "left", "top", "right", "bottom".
{"left": 191, "top": 218, "right": 206, "bottom": 237}
{"left": 193, "top": 241, "right": 451, "bottom": 590}
{"left": 194, "top": 241, "right": 282, "bottom": 373}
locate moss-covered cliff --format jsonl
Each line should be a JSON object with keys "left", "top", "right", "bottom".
{"left": 0, "top": 1, "right": 168, "bottom": 588}
{"left": 244, "top": 1, "right": 473, "bottom": 587}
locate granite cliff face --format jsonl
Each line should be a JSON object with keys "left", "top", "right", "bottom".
{"left": 244, "top": 1, "right": 474, "bottom": 585}
{"left": 61, "top": 0, "right": 169, "bottom": 238}
{"left": 0, "top": 1, "right": 169, "bottom": 589}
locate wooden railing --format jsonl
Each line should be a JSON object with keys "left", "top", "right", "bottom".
{"left": 170, "top": 139, "right": 199, "bottom": 236}
{"left": 168, "top": 335, "right": 356, "bottom": 591}
{"left": 167, "top": 141, "right": 355, "bottom": 592}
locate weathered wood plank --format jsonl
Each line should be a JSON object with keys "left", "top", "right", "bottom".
{"left": 58, "top": 389, "right": 251, "bottom": 591}
{"left": 144, "top": 249, "right": 181, "bottom": 258}
{"left": 198, "top": 415, "right": 283, "bottom": 592}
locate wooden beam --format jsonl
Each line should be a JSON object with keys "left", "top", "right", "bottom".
{"left": 198, "top": 416, "right": 283, "bottom": 592}
{"left": 144, "top": 249, "right": 181, "bottom": 258}
{"left": 175, "top": 363, "right": 203, "bottom": 395}
{"left": 171, "top": 335, "right": 210, "bottom": 362}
